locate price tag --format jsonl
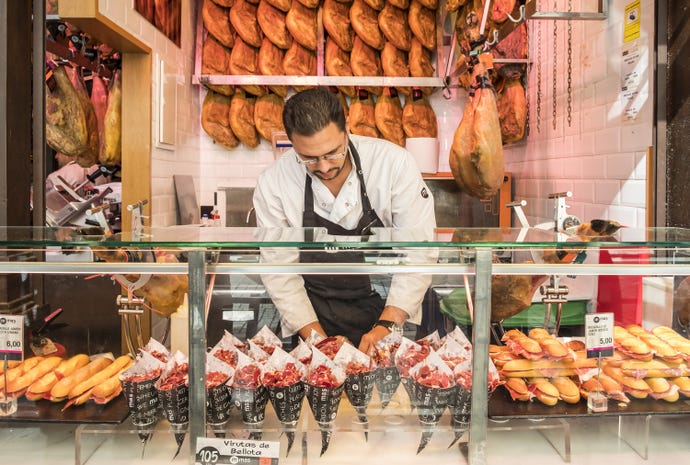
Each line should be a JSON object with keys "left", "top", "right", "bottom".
{"left": 195, "top": 437, "right": 279, "bottom": 465}
{"left": 0, "top": 314, "right": 24, "bottom": 361}
{"left": 585, "top": 313, "right": 614, "bottom": 358}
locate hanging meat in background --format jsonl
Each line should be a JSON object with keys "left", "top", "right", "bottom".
{"left": 349, "top": 90, "right": 380, "bottom": 138}
{"left": 90, "top": 75, "right": 108, "bottom": 139}
{"left": 402, "top": 90, "right": 437, "bottom": 138}
{"left": 409, "top": 37, "right": 435, "bottom": 77}
{"left": 66, "top": 66, "right": 100, "bottom": 167}
{"left": 445, "top": 0, "right": 468, "bottom": 12}
{"left": 381, "top": 42, "right": 409, "bottom": 77}
{"left": 496, "top": 75, "right": 527, "bottom": 144}
{"left": 258, "top": 38, "right": 288, "bottom": 97}
{"left": 449, "top": 61, "right": 504, "bottom": 199}
{"left": 229, "top": 38, "right": 267, "bottom": 97}
{"left": 282, "top": 41, "right": 316, "bottom": 92}
{"left": 323, "top": 0, "right": 354, "bottom": 52}
{"left": 491, "top": 22, "right": 528, "bottom": 78}
{"left": 230, "top": 0, "right": 263, "bottom": 48}
{"left": 351, "top": 0, "right": 385, "bottom": 50}
{"left": 350, "top": 36, "right": 382, "bottom": 96}
{"left": 257, "top": 0, "right": 292, "bottom": 50}
{"left": 229, "top": 90, "right": 260, "bottom": 148}
{"left": 46, "top": 65, "right": 90, "bottom": 161}
{"left": 296, "top": 0, "right": 319, "bottom": 8}
{"left": 286, "top": 1, "right": 318, "bottom": 51}
{"left": 201, "top": 35, "right": 235, "bottom": 97}
{"left": 374, "top": 87, "right": 405, "bottom": 147}
{"left": 202, "top": 90, "right": 240, "bottom": 150}
{"left": 100, "top": 69, "right": 122, "bottom": 167}
{"left": 265, "top": 0, "right": 291, "bottom": 11}
{"left": 202, "top": 0, "right": 234, "bottom": 48}
{"left": 408, "top": 0, "right": 436, "bottom": 51}
{"left": 378, "top": 2, "right": 412, "bottom": 51}
{"left": 254, "top": 93, "right": 286, "bottom": 142}
{"left": 325, "top": 38, "right": 356, "bottom": 98}
{"left": 362, "top": 0, "right": 384, "bottom": 10}
{"left": 490, "top": 0, "right": 517, "bottom": 23}
{"left": 210, "top": 0, "right": 234, "bottom": 6}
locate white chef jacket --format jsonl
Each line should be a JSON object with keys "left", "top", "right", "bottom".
{"left": 253, "top": 135, "right": 438, "bottom": 337}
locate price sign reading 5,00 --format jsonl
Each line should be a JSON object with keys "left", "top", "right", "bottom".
{"left": 599, "top": 336, "right": 613, "bottom": 346}
{"left": 585, "top": 313, "right": 614, "bottom": 358}
{"left": 0, "top": 314, "right": 24, "bottom": 361}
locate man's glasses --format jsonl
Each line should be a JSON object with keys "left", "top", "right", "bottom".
{"left": 295, "top": 141, "right": 349, "bottom": 166}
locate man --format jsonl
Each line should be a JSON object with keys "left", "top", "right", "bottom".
{"left": 253, "top": 87, "right": 437, "bottom": 354}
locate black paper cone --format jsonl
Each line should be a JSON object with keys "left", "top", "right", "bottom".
{"left": 157, "top": 383, "right": 190, "bottom": 426}
{"left": 122, "top": 377, "right": 160, "bottom": 436}
{"left": 448, "top": 386, "right": 471, "bottom": 448}
{"left": 400, "top": 376, "right": 417, "bottom": 412}
{"left": 206, "top": 383, "right": 232, "bottom": 430}
{"left": 305, "top": 383, "right": 345, "bottom": 456}
{"left": 375, "top": 366, "right": 401, "bottom": 410}
{"left": 413, "top": 381, "right": 455, "bottom": 453}
{"left": 267, "top": 382, "right": 305, "bottom": 424}
{"left": 354, "top": 405, "right": 369, "bottom": 441}
{"left": 232, "top": 385, "right": 269, "bottom": 426}
{"left": 171, "top": 423, "right": 187, "bottom": 460}
{"left": 344, "top": 371, "right": 376, "bottom": 409}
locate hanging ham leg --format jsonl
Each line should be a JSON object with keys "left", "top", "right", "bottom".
{"left": 497, "top": 76, "right": 527, "bottom": 144}
{"left": 100, "top": 70, "right": 122, "bottom": 167}
{"left": 449, "top": 62, "right": 504, "bottom": 198}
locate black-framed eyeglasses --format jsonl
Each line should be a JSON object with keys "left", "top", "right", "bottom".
{"left": 295, "top": 137, "right": 349, "bottom": 166}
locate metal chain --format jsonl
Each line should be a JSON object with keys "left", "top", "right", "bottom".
{"left": 567, "top": 0, "right": 573, "bottom": 127}
{"left": 536, "top": 14, "right": 542, "bottom": 133}
{"left": 552, "top": 0, "right": 558, "bottom": 131}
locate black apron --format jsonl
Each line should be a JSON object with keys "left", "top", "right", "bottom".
{"left": 300, "top": 141, "right": 385, "bottom": 346}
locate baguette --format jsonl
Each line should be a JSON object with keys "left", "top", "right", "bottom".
{"left": 550, "top": 376, "right": 581, "bottom": 404}
{"left": 614, "top": 326, "right": 653, "bottom": 361}
{"left": 504, "top": 377, "right": 531, "bottom": 401}
{"left": 619, "top": 359, "right": 688, "bottom": 379}
{"left": 501, "top": 329, "right": 544, "bottom": 360}
{"left": 625, "top": 324, "right": 683, "bottom": 362}
{"left": 500, "top": 358, "right": 597, "bottom": 378}
{"left": 0, "top": 356, "right": 44, "bottom": 392}
{"left": 49, "top": 357, "right": 112, "bottom": 401}
{"left": 26, "top": 354, "right": 90, "bottom": 400}
{"left": 670, "top": 376, "right": 690, "bottom": 397}
{"left": 528, "top": 328, "right": 572, "bottom": 360}
{"left": 67, "top": 355, "right": 133, "bottom": 399}
{"left": 526, "top": 377, "right": 560, "bottom": 406}
{"left": 602, "top": 365, "right": 652, "bottom": 399}
{"left": 646, "top": 377, "right": 680, "bottom": 402}
{"left": 5, "top": 356, "right": 63, "bottom": 395}
{"left": 579, "top": 373, "right": 630, "bottom": 404}
{"left": 651, "top": 326, "right": 690, "bottom": 359}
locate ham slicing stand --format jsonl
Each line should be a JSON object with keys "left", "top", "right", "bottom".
{"left": 507, "top": 192, "right": 583, "bottom": 336}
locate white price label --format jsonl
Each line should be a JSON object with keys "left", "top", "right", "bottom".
{"left": 195, "top": 437, "right": 279, "bottom": 465}
{"left": 0, "top": 314, "right": 24, "bottom": 361}
{"left": 585, "top": 313, "right": 614, "bottom": 358}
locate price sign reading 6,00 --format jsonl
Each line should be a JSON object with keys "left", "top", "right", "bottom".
{"left": 0, "top": 314, "right": 24, "bottom": 361}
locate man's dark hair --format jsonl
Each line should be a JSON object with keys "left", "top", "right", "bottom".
{"left": 282, "top": 87, "right": 346, "bottom": 139}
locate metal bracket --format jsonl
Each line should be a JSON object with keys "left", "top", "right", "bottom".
{"left": 525, "top": 0, "right": 608, "bottom": 20}
{"left": 127, "top": 199, "right": 149, "bottom": 238}
{"left": 117, "top": 294, "right": 146, "bottom": 356}
{"left": 540, "top": 275, "right": 569, "bottom": 335}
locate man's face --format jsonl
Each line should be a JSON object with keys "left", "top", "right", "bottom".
{"left": 291, "top": 123, "right": 349, "bottom": 182}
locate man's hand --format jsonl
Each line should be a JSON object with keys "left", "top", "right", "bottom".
{"left": 358, "top": 324, "right": 391, "bottom": 355}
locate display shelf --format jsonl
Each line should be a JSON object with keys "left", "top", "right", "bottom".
{"left": 1, "top": 396, "right": 129, "bottom": 424}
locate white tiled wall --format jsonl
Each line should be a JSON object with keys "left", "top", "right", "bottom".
{"left": 505, "top": 0, "right": 654, "bottom": 228}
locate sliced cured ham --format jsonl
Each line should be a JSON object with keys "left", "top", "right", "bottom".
{"left": 374, "top": 87, "right": 405, "bottom": 147}
{"left": 323, "top": 0, "right": 354, "bottom": 52}
{"left": 202, "top": 90, "right": 239, "bottom": 150}
{"left": 254, "top": 93, "right": 286, "bottom": 141}
{"left": 409, "top": 0, "right": 436, "bottom": 50}
{"left": 257, "top": 0, "right": 291, "bottom": 49}
{"left": 378, "top": 3, "right": 411, "bottom": 51}
{"left": 202, "top": 0, "right": 234, "bottom": 48}
{"left": 350, "top": 0, "right": 385, "bottom": 50}
{"left": 229, "top": 90, "right": 260, "bottom": 148}
{"left": 349, "top": 90, "right": 379, "bottom": 138}
{"left": 449, "top": 64, "right": 505, "bottom": 198}
{"left": 230, "top": 0, "right": 263, "bottom": 48}
{"left": 202, "top": 35, "right": 235, "bottom": 96}
{"left": 402, "top": 90, "right": 437, "bottom": 138}
{"left": 286, "top": 1, "right": 318, "bottom": 51}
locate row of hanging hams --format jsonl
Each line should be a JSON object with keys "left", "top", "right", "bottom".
{"left": 45, "top": 63, "right": 122, "bottom": 168}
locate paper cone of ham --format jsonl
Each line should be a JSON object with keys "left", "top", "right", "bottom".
{"left": 230, "top": 350, "right": 269, "bottom": 440}
{"left": 154, "top": 351, "right": 189, "bottom": 460}
{"left": 209, "top": 334, "right": 243, "bottom": 369}
{"left": 395, "top": 337, "right": 430, "bottom": 411}
{"left": 290, "top": 338, "right": 314, "bottom": 367}
{"left": 120, "top": 350, "right": 166, "bottom": 447}
{"left": 410, "top": 350, "right": 456, "bottom": 454}
{"left": 142, "top": 337, "right": 171, "bottom": 364}
{"left": 249, "top": 325, "right": 283, "bottom": 356}
{"left": 304, "top": 347, "right": 346, "bottom": 456}
{"left": 372, "top": 332, "right": 402, "bottom": 410}
{"left": 205, "top": 355, "right": 235, "bottom": 437}
{"left": 314, "top": 335, "right": 348, "bottom": 360}
{"left": 334, "top": 343, "right": 376, "bottom": 440}
{"left": 262, "top": 347, "right": 306, "bottom": 456}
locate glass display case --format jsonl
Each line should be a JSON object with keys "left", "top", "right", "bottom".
{"left": 2, "top": 226, "right": 690, "bottom": 465}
